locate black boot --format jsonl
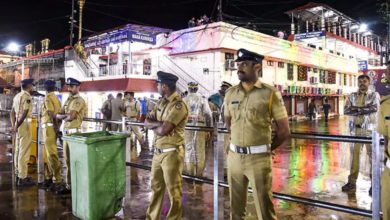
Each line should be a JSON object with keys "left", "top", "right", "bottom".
{"left": 341, "top": 182, "right": 356, "bottom": 192}
{"left": 17, "top": 177, "right": 35, "bottom": 187}
{"left": 55, "top": 184, "right": 71, "bottom": 195}
{"left": 38, "top": 179, "right": 53, "bottom": 189}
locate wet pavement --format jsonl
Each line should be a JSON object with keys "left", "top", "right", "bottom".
{"left": 0, "top": 116, "right": 373, "bottom": 219}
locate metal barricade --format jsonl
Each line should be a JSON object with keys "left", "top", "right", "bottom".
{"left": 0, "top": 112, "right": 384, "bottom": 219}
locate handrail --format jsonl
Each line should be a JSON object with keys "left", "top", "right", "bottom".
{"left": 126, "top": 162, "right": 373, "bottom": 217}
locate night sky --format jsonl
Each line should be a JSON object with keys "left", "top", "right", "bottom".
{"left": 0, "top": 0, "right": 385, "bottom": 51}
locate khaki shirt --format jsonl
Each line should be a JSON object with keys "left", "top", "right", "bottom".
{"left": 41, "top": 92, "right": 61, "bottom": 124}
{"left": 124, "top": 99, "right": 140, "bottom": 118}
{"left": 378, "top": 95, "right": 390, "bottom": 158}
{"left": 12, "top": 90, "right": 32, "bottom": 121}
{"left": 344, "top": 91, "right": 380, "bottom": 129}
{"left": 59, "top": 93, "right": 86, "bottom": 129}
{"left": 111, "top": 98, "right": 124, "bottom": 120}
{"left": 150, "top": 92, "right": 188, "bottom": 149}
{"left": 224, "top": 80, "right": 288, "bottom": 147}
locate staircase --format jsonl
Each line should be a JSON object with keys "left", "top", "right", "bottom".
{"left": 158, "top": 55, "right": 211, "bottom": 96}
{"left": 65, "top": 49, "right": 98, "bottom": 78}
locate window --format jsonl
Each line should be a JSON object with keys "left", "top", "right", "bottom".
{"left": 319, "top": 70, "right": 326, "bottom": 83}
{"left": 287, "top": 63, "right": 294, "bottom": 80}
{"left": 277, "top": 62, "right": 284, "bottom": 68}
{"left": 297, "top": 65, "right": 308, "bottom": 81}
{"left": 343, "top": 74, "right": 347, "bottom": 86}
{"left": 267, "top": 61, "right": 274, "bottom": 66}
{"left": 313, "top": 68, "right": 318, "bottom": 73}
{"left": 327, "top": 72, "right": 336, "bottom": 84}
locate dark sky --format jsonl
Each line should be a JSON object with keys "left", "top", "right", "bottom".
{"left": 0, "top": 0, "right": 385, "bottom": 51}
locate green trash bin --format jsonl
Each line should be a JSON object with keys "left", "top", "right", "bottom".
{"left": 63, "top": 131, "right": 128, "bottom": 220}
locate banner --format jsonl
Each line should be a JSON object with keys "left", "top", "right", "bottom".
{"left": 84, "top": 30, "right": 156, "bottom": 48}
{"left": 294, "top": 31, "right": 325, "bottom": 40}
{"left": 363, "top": 69, "right": 389, "bottom": 96}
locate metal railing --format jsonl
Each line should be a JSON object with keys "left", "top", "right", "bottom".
{"left": 0, "top": 112, "right": 384, "bottom": 219}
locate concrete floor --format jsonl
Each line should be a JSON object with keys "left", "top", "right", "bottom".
{"left": 0, "top": 116, "right": 374, "bottom": 219}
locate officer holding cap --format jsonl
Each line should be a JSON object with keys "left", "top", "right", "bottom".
{"left": 39, "top": 80, "right": 62, "bottom": 190}
{"left": 224, "top": 49, "right": 290, "bottom": 219}
{"left": 56, "top": 77, "right": 86, "bottom": 194}
{"left": 144, "top": 71, "right": 188, "bottom": 219}
{"left": 11, "top": 78, "right": 35, "bottom": 187}
{"left": 379, "top": 61, "right": 390, "bottom": 220}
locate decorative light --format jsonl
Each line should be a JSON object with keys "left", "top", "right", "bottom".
{"left": 6, "top": 42, "right": 20, "bottom": 52}
{"left": 358, "top": 23, "right": 368, "bottom": 32}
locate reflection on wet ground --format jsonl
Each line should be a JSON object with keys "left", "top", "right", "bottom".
{"left": 0, "top": 116, "right": 373, "bottom": 219}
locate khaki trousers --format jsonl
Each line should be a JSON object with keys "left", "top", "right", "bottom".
{"left": 227, "top": 151, "right": 277, "bottom": 220}
{"left": 184, "top": 131, "right": 206, "bottom": 176}
{"left": 382, "top": 167, "right": 390, "bottom": 220}
{"left": 348, "top": 128, "right": 372, "bottom": 184}
{"left": 14, "top": 122, "right": 32, "bottom": 179}
{"left": 43, "top": 126, "right": 61, "bottom": 183}
{"left": 146, "top": 146, "right": 184, "bottom": 220}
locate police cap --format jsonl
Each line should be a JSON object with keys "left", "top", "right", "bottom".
{"left": 66, "top": 77, "right": 81, "bottom": 86}
{"left": 235, "top": 48, "right": 264, "bottom": 63}
{"left": 44, "top": 80, "right": 56, "bottom": 88}
{"left": 21, "top": 78, "right": 34, "bottom": 86}
{"left": 221, "top": 81, "right": 232, "bottom": 88}
{"left": 156, "top": 71, "right": 178, "bottom": 84}
{"left": 188, "top": 82, "right": 199, "bottom": 88}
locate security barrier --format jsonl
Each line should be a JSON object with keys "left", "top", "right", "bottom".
{"left": 0, "top": 110, "right": 384, "bottom": 219}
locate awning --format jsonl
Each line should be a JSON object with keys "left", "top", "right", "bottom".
{"left": 79, "top": 78, "right": 157, "bottom": 92}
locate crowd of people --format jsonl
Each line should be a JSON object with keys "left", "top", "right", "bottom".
{"left": 188, "top": 15, "right": 211, "bottom": 28}
{"left": 7, "top": 47, "right": 390, "bottom": 220}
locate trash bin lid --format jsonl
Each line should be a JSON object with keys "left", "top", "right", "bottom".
{"left": 62, "top": 131, "right": 128, "bottom": 144}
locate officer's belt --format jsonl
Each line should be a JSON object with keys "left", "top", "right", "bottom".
{"left": 230, "top": 143, "right": 270, "bottom": 154}
{"left": 153, "top": 147, "right": 176, "bottom": 154}
{"left": 41, "top": 123, "right": 53, "bottom": 128}
{"left": 64, "top": 128, "right": 80, "bottom": 135}
{"left": 23, "top": 118, "right": 32, "bottom": 123}
{"left": 355, "top": 124, "right": 363, "bottom": 128}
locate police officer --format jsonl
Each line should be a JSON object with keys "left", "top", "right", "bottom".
{"left": 209, "top": 81, "right": 232, "bottom": 124}
{"left": 11, "top": 78, "right": 35, "bottom": 187}
{"left": 101, "top": 94, "right": 113, "bottom": 131}
{"left": 111, "top": 93, "right": 124, "bottom": 132}
{"left": 342, "top": 75, "right": 380, "bottom": 194}
{"left": 224, "top": 49, "right": 290, "bottom": 219}
{"left": 183, "top": 82, "right": 212, "bottom": 176}
{"left": 124, "top": 91, "right": 146, "bottom": 148}
{"left": 56, "top": 77, "right": 86, "bottom": 194}
{"left": 39, "top": 80, "right": 62, "bottom": 190}
{"left": 379, "top": 61, "right": 390, "bottom": 220}
{"left": 144, "top": 71, "right": 188, "bottom": 219}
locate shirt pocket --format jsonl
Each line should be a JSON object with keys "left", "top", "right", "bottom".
{"left": 228, "top": 103, "right": 241, "bottom": 123}
{"left": 246, "top": 102, "right": 271, "bottom": 127}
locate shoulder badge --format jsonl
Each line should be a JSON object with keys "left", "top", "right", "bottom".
{"left": 26, "top": 99, "right": 31, "bottom": 104}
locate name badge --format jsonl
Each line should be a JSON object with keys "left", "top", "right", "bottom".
{"left": 157, "top": 108, "right": 161, "bottom": 111}
{"left": 231, "top": 101, "right": 240, "bottom": 104}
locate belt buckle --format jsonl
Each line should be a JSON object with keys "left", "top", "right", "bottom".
{"left": 236, "top": 146, "right": 248, "bottom": 154}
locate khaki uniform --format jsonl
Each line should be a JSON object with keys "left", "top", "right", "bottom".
{"left": 59, "top": 93, "right": 86, "bottom": 188}
{"left": 224, "top": 80, "right": 287, "bottom": 220}
{"left": 379, "top": 95, "right": 390, "bottom": 220}
{"left": 12, "top": 90, "right": 33, "bottom": 179}
{"left": 183, "top": 93, "right": 212, "bottom": 176}
{"left": 101, "top": 99, "right": 112, "bottom": 131}
{"left": 110, "top": 97, "right": 124, "bottom": 131}
{"left": 41, "top": 92, "right": 62, "bottom": 183}
{"left": 345, "top": 91, "right": 379, "bottom": 184}
{"left": 146, "top": 92, "right": 188, "bottom": 220}
{"left": 124, "top": 99, "right": 143, "bottom": 144}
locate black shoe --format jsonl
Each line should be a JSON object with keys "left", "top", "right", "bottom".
{"left": 17, "top": 177, "right": 35, "bottom": 187}
{"left": 369, "top": 187, "right": 372, "bottom": 196}
{"left": 341, "top": 182, "right": 356, "bottom": 192}
{"left": 38, "top": 179, "right": 53, "bottom": 189}
{"left": 15, "top": 176, "right": 19, "bottom": 185}
{"left": 55, "top": 185, "right": 71, "bottom": 195}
